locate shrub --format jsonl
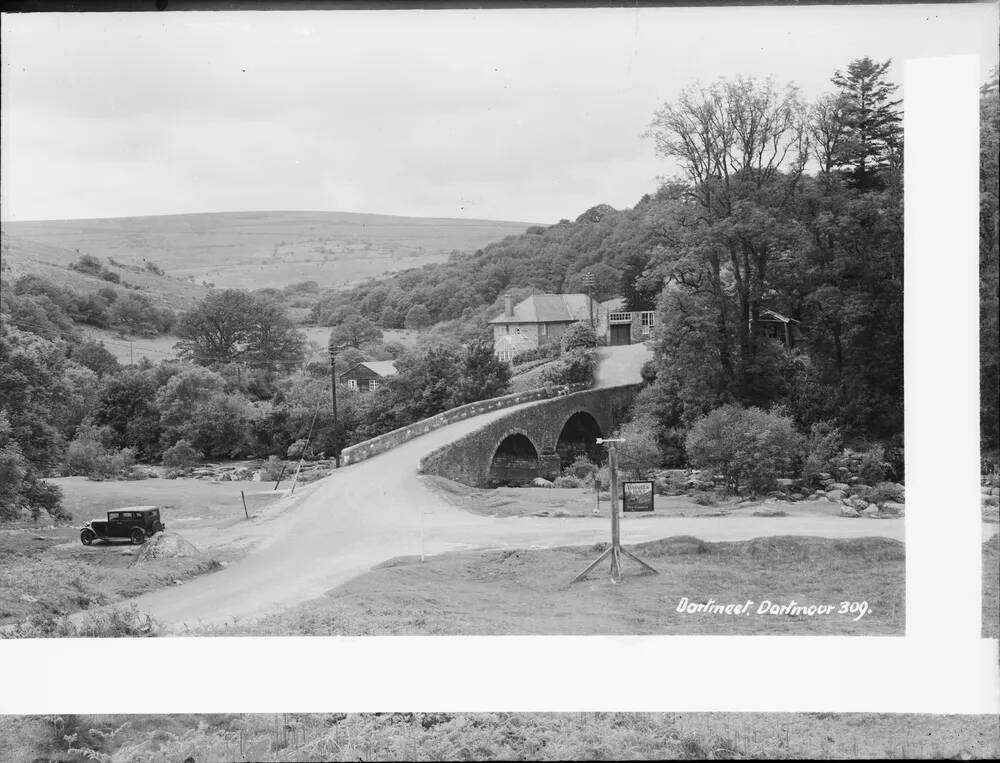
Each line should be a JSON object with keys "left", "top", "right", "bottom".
{"left": 70, "top": 254, "right": 103, "bottom": 276}
{"left": 691, "top": 491, "right": 719, "bottom": 506}
{"left": 870, "top": 481, "right": 905, "bottom": 505}
{"left": 512, "top": 343, "right": 560, "bottom": 366}
{"left": 542, "top": 348, "right": 596, "bottom": 386}
{"left": 260, "top": 455, "right": 284, "bottom": 481}
{"left": 161, "top": 439, "right": 202, "bottom": 475}
{"left": 685, "top": 404, "right": 805, "bottom": 495}
{"left": 858, "top": 444, "right": 889, "bottom": 484}
{"left": 801, "top": 421, "right": 843, "bottom": 482}
{"left": 560, "top": 321, "right": 598, "bottom": 353}
{"left": 567, "top": 454, "right": 598, "bottom": 480}
{"left": 64, "top": 427, "right": 136, "bottom": 480}
{"left": 554, "top": 474, "right": 583, "bottom": 488}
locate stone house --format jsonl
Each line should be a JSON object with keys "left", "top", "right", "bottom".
{"left": 339, "top": 360, "right": 397, "bottom": 392}
{"left": 490, "top": 293, "right": 657, "bottom": 361}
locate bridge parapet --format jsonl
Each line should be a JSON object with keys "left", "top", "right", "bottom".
{"left": 418, "top": 384, "right": 640, "bottom": 487}
{"left": 340, "top": 383, "right": 590, "bottom": 467}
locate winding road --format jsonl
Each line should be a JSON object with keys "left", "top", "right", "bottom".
{"left": 106, "top": 345, "right": 916, "bottom": 631}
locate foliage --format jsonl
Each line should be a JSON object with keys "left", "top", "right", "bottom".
{"left": 63, "top": 426, "right": 137, "bottom": 480}
{"left": 553, "top": 474, "right": 583, "bottom": 488}
{"left": 801, "top": 421, "right": 844, "bottom": 481}
{"left": 92, "top": 369, "right": 162, "bottom": 459}
{"left": 404, "top": 303, "right": 432, "bottom": 331}
{"left": 981, "top": 67, "right": 1000, "bottom": 456}
{"left": 108, "top": 293, "right": 175, "bottom": 336}
{"left": 685, "top": 405, "right": 804, "bottom": 494}
{"left": 69, "top": 339, "right": 120, "bottom": 377}
{"left": 567, "top": 454, "right": 598, "bottom": 480}
{"left": 614, "top": 414, "right": 663, "bottom": 478}
{"left": 541, "top": 348, "right": 596, "bottom": 386}
{"left": 857, "top": 443, "right": 889, "bottom": 485}
{"left": 161, "top": 439, "right": 202, "bottom": 474}
{"left": 174, "top": 289, "right": 305, "bottom": 370}
{"left": 328, "top": 313, "right": 382, "bottom": 349}
{"left": 560, "top": 321, "right": 598, "bottom": 353}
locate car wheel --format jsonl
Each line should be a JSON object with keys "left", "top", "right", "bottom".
{"left": 130, "top": 528, "right": 146, "bottom": 545}
{"left": 80, "top": 529, "right": 96, "bottom": 546}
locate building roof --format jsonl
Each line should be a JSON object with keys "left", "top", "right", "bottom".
{"left": 339, "top": 360, "right": 398, "bottom": 380}
{"left": 759, "top": 309, "right": 800, "bottom": 324}
{"left": 489, "top": 293, "right": 597, "bottom": 325}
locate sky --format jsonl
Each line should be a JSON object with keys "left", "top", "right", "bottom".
{"left": 1, "top": 3, "right": 997, "bottom": 224}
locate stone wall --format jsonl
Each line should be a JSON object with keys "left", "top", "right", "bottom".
{"left": 339, "top": 383, "right": 590, "bottom": 466}
{"left": 418, "top": 384, "right": 639, "bottom": 487}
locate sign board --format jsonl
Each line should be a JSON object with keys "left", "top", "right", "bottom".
{"left": 622, "top": 480, "right": 654, "bottom": 512}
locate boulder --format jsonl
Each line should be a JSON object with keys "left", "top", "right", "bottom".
{"left": 817, "top": 472, "right": 832, "bottom": 481}
{"left": 831, "top": 482, "right": 850, "bottom": 492}
{"left": 840, "top": 506, "right": 861, "bottom": 518}
{"left": 133, "top": 532, "right": 201, "bottom": 564}
{"left": 776, "top": 478, "right": 799, "bottom": 489}
{"left": 826, "top": 489, "right": 845, "bottom": 502}
{"left": 849, "top": 496, "right": 870, "bottom": 511}
{"left": 863, "top": 504, "right": 880, "bottom": 517}
{"left": 882, "top": 501, "right": 905, "bottom": 515}
{"left": 531, "top": 477, "right": 554, "bottom": 488}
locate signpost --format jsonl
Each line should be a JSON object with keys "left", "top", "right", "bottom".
{"left": 583, "top": 270, "right": 595, "bottom": 327}
{"left": 571, "top": 438, "right": 659, "bottom": 583}
{"left": 622, "top": 480, "right": 654, "bottom": 512}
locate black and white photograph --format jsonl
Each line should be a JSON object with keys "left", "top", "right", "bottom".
{"left": 1, "top": 1, "right": 997, "bottom": 760}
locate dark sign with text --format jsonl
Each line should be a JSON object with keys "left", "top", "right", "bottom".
{"left": 622, "top": 480, "right": 654, "bottom": 512}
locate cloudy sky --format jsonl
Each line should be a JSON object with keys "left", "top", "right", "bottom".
{"left": 1, "top": 3, "right": 997, "bottom": 224}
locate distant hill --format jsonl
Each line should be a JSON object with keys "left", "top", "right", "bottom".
{"left": 0, "top": 210, "right": 541, "bottom": 291}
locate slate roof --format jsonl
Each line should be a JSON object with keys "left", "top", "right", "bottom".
{"left": 489, "top": 294, "right": 597, "bottom": 325}
{"left": 340, "top": 360, "right": 398, "bottom": 380}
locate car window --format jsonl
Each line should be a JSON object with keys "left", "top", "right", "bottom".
{"left": 109, "top": 513, "right": 121, "bottom": 521}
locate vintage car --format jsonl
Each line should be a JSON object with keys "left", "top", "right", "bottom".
{"left": 80, "top": 506, "right": 165, "bottom": 546}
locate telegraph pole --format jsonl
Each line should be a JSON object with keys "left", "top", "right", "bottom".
{"left": 584, "top": 270, "right": 595, "bottom": 327}
{"left": 328, "top": 336, "right": 342, "bottom": 468}
{"left": 571, "top": 438, "right": 659, "bottom": 583}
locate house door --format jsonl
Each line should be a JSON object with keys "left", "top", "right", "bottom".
{"left": 610, "top": 324, "right": 631, "bottom": 346}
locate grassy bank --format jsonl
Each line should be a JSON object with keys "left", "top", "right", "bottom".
{"left": 200, "top": 535, "right": 904, "bottom": 636}
{"left": 2, "top": 712, "right": 996, "bottom": 761}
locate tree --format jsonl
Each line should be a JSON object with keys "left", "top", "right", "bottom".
{"left": 404, "top": 304, "right": 432, "bottom": 331}
{"left": 329, "top": 313, "right": 382, "bottom": 349}
{"left": 175, "top": 290, "right": 305, "bottom": 371}
{"left": 685, "top": 404, "right": 804, "bottom": 494}
{"left": 92, "top": 369, "right": 162, "bottom": 459}
{"left": 70, "top": 339, "right": 120, "bottom": 377}
{"left": 981, "top": 67, "right": 1000, "bottom": 457}
{"left": 452, "top": 339, "right": 511, "bottom": 405}
{"left": 830, "top": 57, "right": 903, "bottom": 189}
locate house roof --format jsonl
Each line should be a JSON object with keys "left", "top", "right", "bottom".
{"left": 759, "top": 309, "right": 800, "bottom": 324}
{"left": 489, "top": 293, "right": 597, "bottom": 325}
{"left": 339, "top": 360, "right": 398, "bottom": 380}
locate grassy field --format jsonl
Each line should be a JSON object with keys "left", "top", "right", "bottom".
{"left": 2, "top": 210, "right": 537, "bottom": 290}
{"left": 199, "top": 535, "right": 905, "bottom": 637}
{"left": 2, "top": 712, "right": 996, "bottom": 761}
{"left": 0, "top": 476, "right": 283, "bottom": 627}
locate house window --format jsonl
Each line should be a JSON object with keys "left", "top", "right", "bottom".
{"left": 369, "top": 379, "right": 379, "bottom": 391}
{"left": 540, "top": 324, "right": 547, "bottom": 336}
{"left": 609, "top": 311, "right": 632, "bottom": 323}
{"left": 347, "top": 379, "right": 358, "bottom": 391}
{"left": 640, "top": 311, "right": 655, "bottom": 335}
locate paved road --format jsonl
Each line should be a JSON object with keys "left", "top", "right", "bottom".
{"left": 118, "top": 386, "right": 905, "bottom": 631}
{"left": 593, "top": 343, "right": 652, "bottom": 387}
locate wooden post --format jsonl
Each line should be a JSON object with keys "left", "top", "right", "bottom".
{"left": 241, "top": 490, "right": 249, "bottom": 519}
{"left": 272, "top": 464, "right": 286, "bottom": 491}
{"left": 608, "top": 442, "right": 622, "bottom": 579}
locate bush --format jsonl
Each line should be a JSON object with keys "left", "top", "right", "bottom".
{"left": 511, "top": 343, "right": 560, "bottom": 366}
{"left": 64, "top": 427, "right": 136, "bottom": 480}
{"left": 567, "top": 454, "right": 598, "bottom": 480}
{"left": 691, "top": 490, "right": 719, "bottom": 506}
{"left": 801, "top": 421, "right": 843, "bottom": 482}
{"left": 685, "top": 404, "right": 804, "bottom": 495}
{"left": 161, "top": 439, "right": 202, "bottom": 475}
{"left": 554, "top": 474, "right": 583, "bottom": 488}
{"left": 858, "top": 444, "right": 889, "bottom": 484}
{"left": 560, "top": 321, "right": 598, "bottom": 353}
{"left": 260, "top": 455, "right": 284, "bottom": 481}
{"left": 541, "top": 348, "right": 596, "bottom": 386}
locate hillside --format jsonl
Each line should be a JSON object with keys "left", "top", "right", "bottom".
{"left": 0, "top": 210, "right": 540, "bottom": 291}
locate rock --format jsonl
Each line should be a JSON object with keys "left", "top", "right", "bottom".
{"left": 133, "top": 532, "right": 201, "bottom": 564}
{"left": 531, "top": 477, "right": 554, "bottom": 488}
{"left": 983, "top": 495, "right": 1000, "bottom": 507}
{"left": 776, "top": 478, "right": 799, "bottom": 489}
{"left": 863, "top": 504, "right": 880, "bottom": 517}
{"left": 848, "top": 476, "right": 862, "bottom": 485}
{"left": 850, "top": 497, "right": 870, "bottom": 511}
{"left": 753, "top": 508, "right": 787, "bottom": 517}
{"left": 840, "top": 506, "right": 861, "bottom": 517}
{"left": 826, "top": 489, "right": 845, "bottom": 502}
{"left": 20, "top": 594, "right": 38, "bottom": 603}
{"left": 120, "top": 548, "right": 135, "bottom": 556}
{"left": 252, "top": 471, "right": 262, "bottom": 482}
{"left": 853, "top": 484, "right": 872, "bottom": 493}
{"left": 882, "top": 501, "right": 905, "bottom": 515}
{"left": 817, "top": 472, "right": 832, "bottom": 481}
{"left": 831, "top": 482, "right": 850, "bottom": 492}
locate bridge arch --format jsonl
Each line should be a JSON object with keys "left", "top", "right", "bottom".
{"left": 488, "top": 429, "right": 543, "bottom": 487}
{"left": 555, "top": 409, "right": 605, "bottom": 469}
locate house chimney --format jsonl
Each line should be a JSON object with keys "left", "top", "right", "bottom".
{"left": 504, "top": 294, "right": 514, "bottom": 318}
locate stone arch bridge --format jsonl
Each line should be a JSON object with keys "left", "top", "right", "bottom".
{"left": 418, "top": 385, "right": 640, "bottom": 488}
